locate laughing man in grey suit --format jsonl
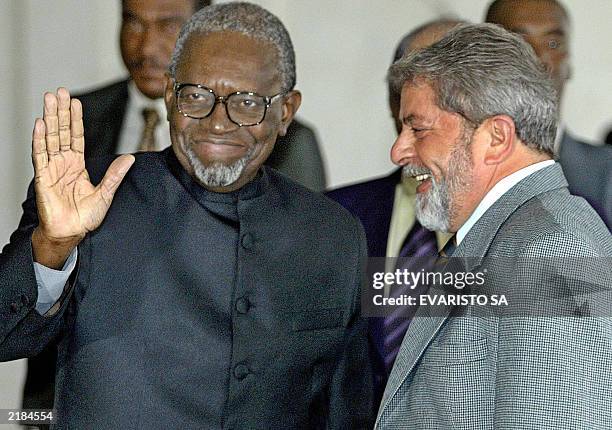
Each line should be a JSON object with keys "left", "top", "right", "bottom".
{"left": 375, "top": 24, "right": 612, "bottom": 429}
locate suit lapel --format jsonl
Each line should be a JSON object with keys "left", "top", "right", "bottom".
{"left": 378, "top": 293, "right": 454, "bottom": 406}
{"left": 83, "top": 80, "right": 129, "bottom": 158}
{"left": 457, "top": 163, "right": 568, "bottom": 268}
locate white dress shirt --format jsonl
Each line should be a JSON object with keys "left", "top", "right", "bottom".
{"left": 34, "top": 248, "right": 77, "bottom": 314}
{"left": 115, "top": 81, "right": 170, "bottom": 154}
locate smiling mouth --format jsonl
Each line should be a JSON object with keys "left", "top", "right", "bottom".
{"left": 411, "top": 172, "right": 433, "bottom": 194}
{"left": 194, "top": 140, "right": 244, "bottom": 147}
{"left": 189, "top": 140, "right": 249, "bottom": 160}
{"left": 414, "top": 173, "right": 432, "bottom": 183}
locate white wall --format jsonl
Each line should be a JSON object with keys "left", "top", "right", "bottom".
{"left": 0, "top": 2, "right": 27, "bottom": 422}
{"left": 1, "top": 0, "right": 611, "bottom": 412}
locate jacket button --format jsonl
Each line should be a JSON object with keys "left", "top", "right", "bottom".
{"left": 233, "top": 363, "right": 250, "bottom": 380}
{"left": 10, "top": 303, "right": 19, "bottom": 313}
{"left": 241, "top": 233, "right": 254, "bottom": 250}
{"left": 235, "top": 297, "right": 250, "bottom": 314}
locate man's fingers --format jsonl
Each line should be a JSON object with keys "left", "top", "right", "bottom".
{"left": 97, "top": 155, "right": 135, "bottom": 205}
{"left": 70, "top": 98, "right": 85, "bottom": 154}
{"left": 43, "top": 92, "right": 60, "bottom": 154}
{"left": 57, "top": 87, "right": 71, "bottom": 152}
{"left": 32, "top": 118, "right": 48, "bottom": 172}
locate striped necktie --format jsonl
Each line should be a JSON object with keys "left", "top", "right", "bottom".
{"left": 382, "top": 221, "right": 437, "bottom": 375}
{"left": 138, "top": 108, "right": 160, "bottom": 152}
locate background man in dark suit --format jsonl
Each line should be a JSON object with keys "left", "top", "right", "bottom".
{"left": 326, "top": 19, "right": 459, "bottom": 404}
{"left": 4, "top": 3, "right": 371, "bottom": 428}
{"left": 486, "top": 0, "right": 612, "bottom": 227}
{"left": 22, "top": 0, "right": 327, "bottom": 420}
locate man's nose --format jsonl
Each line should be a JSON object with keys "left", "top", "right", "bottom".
{"left": 140, "top": 26, "right": 161, "bottom": 58}
{"left": 204, "top": 101, "right": 237, "bottom": 134}
{"left": 390, "top": 129, "right": 417, "bottom": 166}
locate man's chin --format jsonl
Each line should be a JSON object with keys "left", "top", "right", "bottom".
{"left": 415, "top": 196, "right": 450, "bottom": 232}
{"left": 183, "top": 144, "right": 255, "bottom": 190}
{"left": 132, "top": 76, "right": 166, "bottom": 100}
{"left": 192, "top": 161, "right": 245, "bottom": 189}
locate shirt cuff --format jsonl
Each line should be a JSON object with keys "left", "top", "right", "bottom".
{"left": 34, "top": 248, "right": 78, "bottom": 315}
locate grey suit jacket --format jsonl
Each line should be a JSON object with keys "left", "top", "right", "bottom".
{"left": 375, "top": 164, "right": 612, "bottom": 429}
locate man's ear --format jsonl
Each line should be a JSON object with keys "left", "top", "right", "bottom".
{"left": 481, "top": 115, "right": 516, "bottom": 165}
{"left": 278, "top": 90, "right": 302, "bottom": 137}
{"left": 164, "top": 73, "right": 174, "bottom": 121}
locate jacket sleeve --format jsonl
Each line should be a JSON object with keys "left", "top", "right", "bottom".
{"left": 0, "top": 181, "right": 76, "bottom": 361}
{"left": 326, "top": 216, "right": 374, "bottom": 429}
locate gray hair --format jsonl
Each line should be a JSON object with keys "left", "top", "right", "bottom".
{"left": 168, "top": 2, "right": 296, "bottom": 91}
{"left": 388, "top": 23, "right": 558, "bottom": 155}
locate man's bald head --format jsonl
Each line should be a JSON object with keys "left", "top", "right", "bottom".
{"left": 485, "top": 0, "right": 570, "bottom": 102}
{"left": 389, "top": 19, "right": 465, "bottom": 133}
{"left": 392, "top": 19, "right": 464, "bottom": 64}
{"left": 486, "top": 0, "right": 568, "bottom": 23}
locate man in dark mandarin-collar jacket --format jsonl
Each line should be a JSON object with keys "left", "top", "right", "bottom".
{"left": 0, "top": 3, "right": 371, "bottom": 429}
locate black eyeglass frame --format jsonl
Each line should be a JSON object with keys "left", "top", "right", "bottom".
{"left": 173, "top": 82, "right": 285, "bottom": 127}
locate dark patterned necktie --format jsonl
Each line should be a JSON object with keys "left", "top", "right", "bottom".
{"left": 382, "top": 221, "right": 437, "bottom": 375}
{"left": 138, "top": 108, "right": 160, "bottom": 152}
{"left": 439, "top": 235, "right": 457, "bottom": 259}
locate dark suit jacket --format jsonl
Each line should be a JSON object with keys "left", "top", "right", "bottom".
{"left": 605, "top": 128, "right": 612, "bottom": 146}
{"left": 325, "top": 169, "right": 401, "bottom": 408}
{"left": 3, "top": 149, "right": 372, "bottom": 429}
{"left": 558, "top": 131, "right": 612, "bottom": 228}
{"left": 326, "top": 169, "right": 401, "bottom": 258}
{"left": 79, "top": 79, "right": 328, "bottom": 190}
{"left": 21, "top": 79, "right": 328, "bottom": 416}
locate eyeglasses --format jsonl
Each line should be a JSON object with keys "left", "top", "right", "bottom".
{"left": 174, "top": 82, "right": 285, "bottom": 127}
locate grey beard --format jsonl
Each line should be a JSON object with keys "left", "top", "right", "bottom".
{"left": 414, "top": 176, "right": 451, "bottom": 232}
{"left": 183, "top": 143, "right": 255, "bottom": 188}
{"left": 410, "top": 129, "right": 474, "bottom": 232}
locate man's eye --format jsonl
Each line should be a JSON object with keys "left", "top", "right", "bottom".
{"left": 123, "top": 20, "right": 144, "bottom": 34}
{"left": 160, "top": 20, "right": 183, "bottom": 34}
{"left": 186, "top": 93, "right": 205, "bottom": 101}
{"left": 240, "top": 99, "right": 260, "bottom": 108}
{"left": 548, "top": 39, "right": 561, "bottom": 49}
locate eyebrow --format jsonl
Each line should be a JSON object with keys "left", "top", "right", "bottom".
{"left": 401, "top": 114, "right": 429, "bottom": 125}
{"left": 511, "top": 25, "right": 566, "bottom": 37}
{"left": 545, "top": 29, "right": 566, "bottom": 37}
{"left": 122, "top": 11, "right": 188, "bottom": 22}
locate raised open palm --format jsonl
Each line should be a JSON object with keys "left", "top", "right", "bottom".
{"left": 31, "top": 88, "right": 134, "bottom": 267}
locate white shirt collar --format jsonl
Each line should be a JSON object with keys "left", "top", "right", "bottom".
{"left": 456, "top": 159, "right": 555, "bottom": 245}
{"left": 115, "top": 81, "right": 170, "bottom": 154}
